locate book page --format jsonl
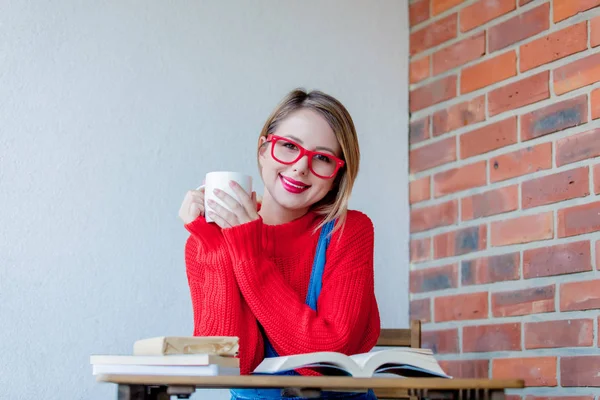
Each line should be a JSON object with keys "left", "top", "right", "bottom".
{"left": 351, "top": 348, "right": 450, "bottom": 378}
{"left": 253, "top": 352, "right": 362, "bottom": 377}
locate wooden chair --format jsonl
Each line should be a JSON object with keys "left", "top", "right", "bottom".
{"left": 373, "top": 320, "right": 422, "bottom": 399}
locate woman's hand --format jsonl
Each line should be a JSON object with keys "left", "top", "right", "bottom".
{"left": 206, "top": 181, "right": 259, "bottom": 229}
{"left": 178, "top": 186, "right": 206, "bottom": 224}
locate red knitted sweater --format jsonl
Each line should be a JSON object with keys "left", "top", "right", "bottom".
{"left": 184, "top": 210, "right": 381, "bottom": 375}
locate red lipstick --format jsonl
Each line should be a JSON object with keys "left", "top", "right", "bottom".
{"left": 279, "top": 174, "right": 310, "bottom": 194}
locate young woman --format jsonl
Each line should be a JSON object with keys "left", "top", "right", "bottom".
{"left": 178, "top": 89, "right": 380, "bottom": 399}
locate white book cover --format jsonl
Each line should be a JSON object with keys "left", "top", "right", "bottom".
{"left": 92, "top": 364, "right": 240, "bottom": 376}
{"left": 90, "top": 354, "right": 239, "bottom": 369}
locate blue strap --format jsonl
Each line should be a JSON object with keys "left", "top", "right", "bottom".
{"left": 305, "top": 219, "right": 335, "bottom": 310}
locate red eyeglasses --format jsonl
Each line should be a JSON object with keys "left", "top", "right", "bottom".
{"left": 266, "top": 134, "right": 345, "bottom": 179}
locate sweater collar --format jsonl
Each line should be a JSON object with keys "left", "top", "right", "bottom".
{"left": 261, "top": 211, "right": 321, "bottom": 256}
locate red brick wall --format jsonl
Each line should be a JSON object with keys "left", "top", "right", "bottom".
{"left": 408, "top": 0, "right": 600, "bottom": 397}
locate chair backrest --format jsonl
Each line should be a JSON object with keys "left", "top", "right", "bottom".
{"left": 373, "top": 320, "right": 422, "bottom": 400}
{"left": 376, "top": 320, "right": 421, "bottom": 348}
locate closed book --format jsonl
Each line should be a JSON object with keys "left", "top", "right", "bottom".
{"left": 92, "top": 364, "right": 240, "bottom": 376}
{"left": 90, "top": 354, "right": 239, "bottom": 369}
{"left": 133, "top": 336, "right": 239, "bottom": 357}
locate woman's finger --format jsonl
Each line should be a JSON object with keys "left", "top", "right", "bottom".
{"left": 213, "top": 188, "right": 249, "bottom": 221}
{"left": 229, "top": 182, "right": 258, "bottom": 218}
{"left": 207, "top": 199, "right": 239, "bottom": 226}
{"left": 207, "top": 211, "right": 231, "bottom": 229}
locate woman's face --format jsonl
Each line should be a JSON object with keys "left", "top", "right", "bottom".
{"left": 259, "top": 108, "right": 342, "bottom": 214}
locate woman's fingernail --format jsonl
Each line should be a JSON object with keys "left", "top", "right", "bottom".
{"left": 229, "top": 180, "right": 236, "bottom": 187}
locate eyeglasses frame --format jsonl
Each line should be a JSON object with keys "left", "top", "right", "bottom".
{"left": 265, "top": 134, "right": 345, "bottom": 179}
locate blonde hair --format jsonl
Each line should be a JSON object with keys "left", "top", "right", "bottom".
{"left": 257, "top": 88, "right": 360, "bottom": 234}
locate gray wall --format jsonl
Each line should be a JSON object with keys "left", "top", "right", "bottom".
{"left": 0, "top": 1, "right": 409, "bottom": 398}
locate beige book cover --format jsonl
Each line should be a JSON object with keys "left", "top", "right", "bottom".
{"left": 133, "top": 336, "right": 239, "bottom": 357}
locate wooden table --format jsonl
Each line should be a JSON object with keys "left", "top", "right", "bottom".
{"left": 96, "top": 374, "right": 524, "bottom": 400}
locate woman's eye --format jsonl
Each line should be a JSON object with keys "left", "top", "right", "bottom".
{"left": 315, "top": 154, "right": 332, "bottom": 163}
{"left": 283, "top": 142, "right": 298, "bottom": 150}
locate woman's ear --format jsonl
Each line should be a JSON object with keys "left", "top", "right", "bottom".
{"left": 258, "top": 136, "right": 268, "bottom": 159}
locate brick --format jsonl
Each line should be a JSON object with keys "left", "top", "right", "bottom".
{"left": 409, "top": 137, "right": 456, "bottom": 173}
{"left": 410, "top": 237, "right": 431, "bottom": 263}
{"left": 434, "top": 225, "right": 487, "bottom": 259}
{"left": 409, "top": 176, "right": 431, "bottom": 204}
{"left": 410, "top": 0, "right": 430, "bottom": 26}
{"left": 592, "top": 15, "right": 600, "bottom": 47}
{"left": 560, "top": 279, "right": 600, "bottom": 311}
{"left": 491, "top": 212, "right": 553, "bottom": 246}
{"left": 461, "top": 51, "right": 517, "bottom": 94}
{"left": 461, "top": 185, "right": 518, "bottom": 221}
{"left": 561, "top": 356, "right": 600, "bottom": 387}
{"left": 460, "top": 0, "right": 516, "bottom": 32}
{"left": 421, "top": 328, "right": 459, "bottom": 353}
{"left": 432, "top": 32, "right": 485, "bottom": 75}
{"left": 434, "top": 161, "right": 486, "bottom": 197}
{"left": 520, "top": 22, "right": 588, "bottom": 72}
{"left": 410, "top": 56, "right": 430, "bottom": 85}
{"left": 410, "top": 14, "right": 457, "bottom": 55}
{"left": 522, "top": 167, "right": 590, "bottom": 209}
{"left": 432, "top": 96, "right": 485, "bottom": 136}
{"left": 492, "top": 285, "right": 555, "bottom": 317}
{"left": 461, "top": 252, "right": 520, "bottom": 286}
{"left": 489, "top": 3, "right": 550, "bottom": 52}
{"left": 525, "top": 319, "right": 594, "bottom": 349}
{"left": 434, "top": 292, "right": 488, "bottom": 322}
{"left": 524, "top": 240, "right": 592, "bottom": 279}
{"left": 521, "top": 95, "right": 588, "bottom": 141}
{"left": 411, "top": 200, "right": 457, "bottom": 233}
{"left": 558, "top": 201, "right": 600, "bottom": 238}
{"left": 438, "top": 359, "right": 488, "bottom": 378}
{"left": 410, "top": 237, "right": 433, "bottom": 265}
{"left": 490, "top": 142, "right": 552, "bottom": 183}
{"left": 463, "top": 323, "right": 521, "bottom": 353}
{"left": 554, "top": 53, "right": 600, "bottom": 95}
{"left": 493, "top": 357, "right": 557, "bottom": 386}
{"left": 595, "top": 164, "right": 600, "bottom": 194}
{"left": 556, "top": 128, "right": 600, "bottom": 166}
{"left": 592, "top": 88, "right": 600, "bottom": 120}
{"left": 410, "top": 298, "right": 431, "bottom": 323}
{"left": 410, "top": 263, "right": 458, "bottom": 293}
{"left": 553, "top": 0, "right": 600, "bottom": 23}
{"left": 488, "top": 71, "right": 550, "bottom": 117}
{"left": 410, "top": 75, "right": 457, "bottom": 112}
{"left": 409, "top": 116, "right": 430, "bottom": 144}
{"left": 519, "top": 0, "right": 534, "bottom": 4}
{"left": 460, "top": 116, "right": 517, "bottom": 158}
{"left": 432, "top": 0, "right": 465, "bottom": 16}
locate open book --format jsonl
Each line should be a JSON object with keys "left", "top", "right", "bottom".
{"left": 253, "top": 348, "right": 450, "bottom": 378}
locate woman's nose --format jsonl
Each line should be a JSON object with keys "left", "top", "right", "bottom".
{"left": 292, "top": 155, "right": 310, "bottom": 175}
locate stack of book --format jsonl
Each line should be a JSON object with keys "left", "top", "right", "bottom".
{"left": 90, "top": 336, "right": 240, "bottom": 376}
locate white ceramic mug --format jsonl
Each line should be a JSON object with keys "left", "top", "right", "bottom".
{"left": 199, "top": 171, "right": 253, "bottom": 223}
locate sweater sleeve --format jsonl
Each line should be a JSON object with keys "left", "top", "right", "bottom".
{"left": 220, "top": 212, "right": 380, "bottom": 357}
{"left": 184, "top": 232, "right": 264, "bottom": 374}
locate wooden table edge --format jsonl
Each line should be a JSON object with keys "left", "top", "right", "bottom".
{"left": 96, "top": 375, "right": 524, "bottom": 390}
